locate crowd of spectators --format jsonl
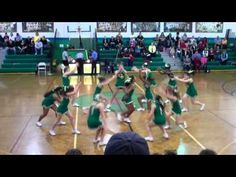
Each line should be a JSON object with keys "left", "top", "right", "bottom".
{"left": 0, "top": 32, "right": 50, "bottom": 55}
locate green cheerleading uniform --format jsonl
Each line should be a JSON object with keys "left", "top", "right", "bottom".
{"left": 62, "top": 76, "right": 70, "bottom": 90}
{"left": 145, "top": 85, "right": 154, "bottom": 100}
{"left": 145, "top": 71, "right": 156, "bottom": 86}
{"left": 42, "top": 93, "right": 55, "bottom": 109}
{"left": 57, "top": 97, "right": 70, "bottom": 114}
{"left": 144, "top": 71, "right": 156, "bottom": 101}
{"left": 115, "top": 71, "right": 126, "bottom": 88}
{"left": 171, "top": 100, "right": 182, "bottom": 116}
{"left": 93, "top": 84, "right": 103, "bottom": 100}
{"left": 153, "top": 102, "right": 166, "bottom": 125}
{"left": 87, "top": 105, "right": 102, "bottom": 129}
{"left": 186, "top": 82, "right": 198, "bottom": 97}
{"left": 122, "top": 89, "right": 134, "bottom": 105}
{"left": 168, "top": 78, "right": 177, "bottom": 89}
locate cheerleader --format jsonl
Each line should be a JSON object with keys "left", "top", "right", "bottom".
{"left": 117, "top": 75, "right": 135, "bottom": 123}
{"left": 49, "top": 82, "right": 81, "bottom": 136}
{"left": 144, "top": 95, "right": 169, "bottom": 142}
{"left": 36, "top": 86, "right": 66, "bottom": 127}
{"left": 87, "top": 94, "right": 108, "bottom": 146}
{"left": 137, "top": 63, "right": 156, "bottom": 112}
{"left": 106, "top": 63, "right": 127, "bottom": 109}
{"left": 175, "top": 70, "right": 205, "bottom": 112}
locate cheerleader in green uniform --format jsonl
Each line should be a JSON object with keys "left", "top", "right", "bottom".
{"left": 117, "top": 76, "right": 135, "bottom": 123}
{"left": 160, "top": 87, "right": 187, "bottom": 129}
{"left": 36, "top": 86, "right": 66, "bottom": 127}
{"left": 106, "top": 63, "right": 127, "bottom": 109}
{"left": 144, "top": 95, "right": 169, "bottom": 142}
{"left": 175, "top": 70, "right": 205, "bottom": 112}
{"left": 137, "top": 63, "right": 156, "bottom": 112}
{"left": 61, "top": 63, "right": 79, "bottom": 107}
{"left": 87, "top": 94, "right": 108, "bottom": 146}
{"left": 49, "top": 82, "right": 81, "bottom": 136}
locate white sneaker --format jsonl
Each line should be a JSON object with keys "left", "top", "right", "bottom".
{"left": 179, "top": 121, "right": 187, "bottom": 129}
{"left": 145, "top": 136, "right": 154, "bottom": 142}
{"left": 164, "top": 100, "right": 170, "bottom": 104}
{"left": 181, "top": 108, "right": 188, "bottom": 112}
{"left": 73, "top": 103, "right": 80, "bottom": 107}
{"left": 179, "top": 100, "right": 183, "bottom": 104}
{"left": 141, "top": 99, "right": 147, "bottom": 103}
{"left": 117, "top": 113, "right": 122, "bottom": 122}
{"left": 104, "top": 108, "right": 111, "bottom": 112}
{"left": 123, "top": 118, "right": 131, "bottom": 123}
{"left": 49, "top": 130, "right": 56, "bottom": 136}
{"left": 137, "top": 107, "right": 145, "bottom": 111}
{"left": 200, "top": 104, "right": 205, "bottom": 111}
{"left": 164, "top": 124, "right": 171, "bottom": 129}
{"left": 98, "top": 141, "right": 107, "bottom": 146}
{"left": 36, "top": 121, "right": 42, "bottom": 127}
{"left": 72, "top": 129, "right": 81, "bottom": 134}
{"left": 163, "top": 132, "right": 169, "bottom": 139}
{"left": 93, "top": 137, "right": 101, "bottom": 144}
{"left": 183, "top": 121, "right": 188, "bottom": 129}
{"left": 106, "top": 104, "right": 111, "bottom": 109}
{"left": 58, "top": 121, "right": 66, "bottom": 125}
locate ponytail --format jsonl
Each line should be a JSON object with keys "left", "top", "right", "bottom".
{"left": 44, "top": 86, "right": 63, "bottom": 97}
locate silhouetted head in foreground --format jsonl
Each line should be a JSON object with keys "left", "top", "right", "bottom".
{"left": 199, "top": 149, "right": 217, "bottom": 155}
{"left": 65, "top": 148, "right": 83, "bottom": 155}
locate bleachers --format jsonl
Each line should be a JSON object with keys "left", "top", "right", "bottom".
{"left": 0, "top": 54, "right": 50, "bottom": 73}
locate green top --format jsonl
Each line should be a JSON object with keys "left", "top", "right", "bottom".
{"left": 62, "top": 76, "right": 70, "bottom": 89}
{"left": 144, "top": 71, "right": 156, "bottom": 86}
{"left": 168, "top": 78, "right": 177, "bottom": 89}
{"left": 171, "top": 99, "right": 182, "bottom": 115}
{"left": 153, "top": 101, "right": 166, "bottom": 125}
{"left": 87, "top": 105, "right": 102, "bottom": 129}
{"left": 42, "top": 93, "right": 55, "bottom": 108}
{"left": 93, "top": 84, "right": 103, "bottom": 100}
{"left": 57, "top": 97, "right": 70, "bottom": 114}
{"left": 115, "top": 71, "right": 126, "bottom": 87}
{"left": 186, "top": 81, "right": 198, "bottom": 97}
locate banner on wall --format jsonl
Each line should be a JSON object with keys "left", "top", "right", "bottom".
{"left": 131, "top": 22, "right": 160, "bottom": 32}
{"left": 196, "top": 22, "right": 223, "bottom": 33}
{"left": 0, "top": 22, "right": 17, "bottom": 32}
{"left": 164, "top": 22, "right": 192, "bottom": 32}
{"left": 22, "top": 22, "right": 54, "bottom": 32}
{"left": 97, "top": 22, "right": 127, "bottom": 32}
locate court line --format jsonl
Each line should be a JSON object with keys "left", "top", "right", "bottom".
{"left": 9, "top": 116, "right": 33, "bottom": 153}
{"left": 73, "top": 76, "right": 80, "bottom": 149}
{"left": 218, "top": 139, "right": 236, "bottom": 155}
{"left": 170, "top": 116, "right": 206, "bottom": 150}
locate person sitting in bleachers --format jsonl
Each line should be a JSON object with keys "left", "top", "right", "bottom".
{"left": 214, "top": 36, "right": 221, "bottom": 49}
{"left": 136, "top": 32, "right": 144, "bottom": 46}
{"left": 202, "top": 48, "right": 209, "bottom": 58}
{"left": 0, "top": 35, "right": 4, "bottom": 48}
{"left": 116, "top": 31, "right": 123, "bottom": 43}
{"left": 192, "top": 50, "right": 201, "bottom": 72}
{"left": 17, "top": 40, "right": 28, "bottom": 54}
{"left": 208, "top": 48, "right": 215, "bottom": 61}
{"left": 6, "top": 40, "right": 16, "bottom": 55}
{"left": 9, "top": 32, "right": 15, "bottom": 42}
{"left": 109, "top": 36, "right": 116, "bottom": 49}
{"left": 201, "top": 55, "right": 208, "bottom": 72}
{"left": 15, "top": 33, "right": 22, "bottom": 47}
{"left": 221, "top": 37, "right": 228, "bottom": 50}
{"left": 159, "top": 32, "right": 166, "bottom": 52}
{"left": 215, "top": 46, "right": 221, "bottom": 61}
{"left": 116, "top": 38, "right": 123, "bottom": 48}
{"left": 35, "top": 39, "right": 43, "bottom": 55}
{"left": 3, "top": 32, "right": 9, "bottom": 43}
{"left": 130, "top": 37, "right": 136, "bottom": 49}
{"left": 102, "top": 36, "right": 109, "bottom": 50}
{"left": 220, "top": 50, "right": 228, "bottom": 65}
{"left": 41, "top": 36, "right": 50, "bottom": 50}
{"left": 148, "top": 42, "right": 156, "bottom": 57}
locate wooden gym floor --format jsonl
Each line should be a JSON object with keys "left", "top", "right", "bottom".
{"left": 0, "top": 71, "right": 236, "bottom": 155}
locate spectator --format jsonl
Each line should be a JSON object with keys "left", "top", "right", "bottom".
{"left": 25, "top": 36, "right": 34, "bottom": 54}
{"left": 201, "top": 55, "right": 208, "bottom": 72}
{"left": 221, "top": 37, "right": 228, "bottom": 50}
{"left": 76, "top": 52, "right": 84, "bottom": 75}
{"left": 159, "top": 32, "right": 166, "bottom": 52}
{"left": 91, "top": 49, "right": 98, "bottom": 75}
{"left": 15, "top": 33, "right": 22, "bottom": 47}
{"left": 109, "top": 36, "right": 116, "bottom": 49}
{"left": 116, "top": 38, "right": 123, "bottom": 48}
{"left": 183, "top": 54, "right": 192, "bottom": 71}
{"left": 220, "top": 50, "right": 228, "bottom": 65}
{"left": 179, "top": 39, "right": 187, "bottom": 60}
{"left": 116, "top": 31, "right": 123, "bottom": 42}
{"left": 189, "top": 36, "right": 196, "bottom": 45}
{"left": 136, "top": 32, "right": 144, "bottom": 46}
{"left": 3, "top": 32, "right": 9, "bottom": 43}
{"left": 65, "top": 148, "right": 83, "bottom": 155}
{"left": 166, "top": 33, "right": 173, "bottom": 53}
{"left": 128, "top": 53, "right": 134, "bottom": 66}
{"left": 41, "top": 36, "right": 49, "bottom": 50}
{"left": 153, "top": 34, "right": 159, "bottom": 50}
{"left": 6, "top": 40, "right": 16, "bottom": 55}
{"left": 17, "top": 40, "right": 28, "bottom": 54}
{"left": 175, "top": 32, "right": 180, "bottom": 50}
{"left": 130, "top": 37, "right": 136, "bottom": 49}
{"left": 208, "top": 48, "right": 215, "bottom": 61}
{"left": 148, "top": 42, "right": 157, "bottom": 57}
{"left": 9, "top": 32, "right": 15, "bottom": 41}
{"left": 104, "top": 132, "right": 150, "bottom": 155}
{"left": 35, "top": 40, "right": 43, "bottom": 55}
{"left": 182, "top": 33, "right": 188, "bottom": 42}
{"left": 192, "top": 50, "right": 202, "bottom": 72}
{"left": 196, "top": 36, "right": 201, "bottom": 45}
{"left": 199, "top": 149, "right": 217, "bottom": 155}
{"left": 62, "top": 47, "right": 69, "bottom": 66}
{"left": 198, "top": 41, "right": 205, "bottom": 54}
{"left": 214, "top": 36, "right": 221, "bottom": 49}
{"left": 202, "top": 48, "right": 209, "bottom": 58}
{"left": 102, "top": 36, "right": 109, "bottom": 50}
{"left": 202, "top": 37, "right": 208, "bottom": 49}
{"left": 33, "top": 32, "right": 41, "bottom": 43}
{"left": 0, "top": 35, "right": 4, "bottom": 47}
